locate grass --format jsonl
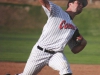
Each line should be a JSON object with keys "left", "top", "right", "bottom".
{"left": 0, "top": 31, "right": 100, "bottom": 64}
{"left": 0, "top": 30, "right": 41, "bottom": 62}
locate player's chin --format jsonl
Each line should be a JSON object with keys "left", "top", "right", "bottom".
{"left": 76, "top": 10, "right": 82, "bottom": 15}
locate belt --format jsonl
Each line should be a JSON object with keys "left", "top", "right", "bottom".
{"left": 37, "top": 45, "right": 55, "bottom": 54}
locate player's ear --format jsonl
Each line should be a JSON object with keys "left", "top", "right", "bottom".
{"left": 67, "top": 2, "right": 71, "bottom": 8}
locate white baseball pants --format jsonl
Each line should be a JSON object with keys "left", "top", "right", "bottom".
{"left": 19, "top": 44, "right": 72, "bottom": 75}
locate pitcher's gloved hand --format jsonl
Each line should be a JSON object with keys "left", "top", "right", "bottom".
{"left": 72, "top": 29, "right": 83, "bottom": 45}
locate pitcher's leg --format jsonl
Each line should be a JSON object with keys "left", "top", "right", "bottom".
{"left": 48, "top": 52, "right": 72, "bottom": 75}
{"left": 19, "top": 45, "right": 51, "bottom": 75}
{"left": 17, "top": 61, "right": 45, "bottom": 75}
{"left": 22, "top": 59, "right": 46, "bottom": 75}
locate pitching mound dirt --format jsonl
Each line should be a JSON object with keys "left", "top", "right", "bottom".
{"left": 0, "top": 62, "right": 100, "bottom": 75}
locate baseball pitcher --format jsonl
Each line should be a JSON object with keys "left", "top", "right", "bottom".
{"left": 17, "top": 0, "right": 88, "bottom": 75}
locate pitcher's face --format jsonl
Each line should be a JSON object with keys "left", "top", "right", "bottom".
{"left": 69, "top": 1, "right": 83, "bottom": 15}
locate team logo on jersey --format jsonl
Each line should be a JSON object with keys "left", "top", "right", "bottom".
{"left": 59, "top": 20, "right": 76, "bottom": 30}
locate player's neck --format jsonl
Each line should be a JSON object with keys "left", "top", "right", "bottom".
{"left": 65, "top": 10, "right": 76, "bottom": 20}
{"left": 65, "top": 11, "right": 73, "bottom": 20}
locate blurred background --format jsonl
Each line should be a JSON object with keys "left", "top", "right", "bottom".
{"left": 0, "top": 0, "right": 100, "bottom": 64}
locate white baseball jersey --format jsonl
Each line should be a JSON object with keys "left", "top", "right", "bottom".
{"left": 18, "top": 1, "right": 78, "bottom": 75}
{"left": 37, "top": 1, "right": 77, "bottom": 52}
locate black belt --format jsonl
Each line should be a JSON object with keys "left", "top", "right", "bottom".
{"left": 37, "top": 45, "right": 55, "bottom": 54}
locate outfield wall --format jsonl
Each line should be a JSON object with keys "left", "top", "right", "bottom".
{"left": 0, "top": 0, "right": 100, "bottom": 8}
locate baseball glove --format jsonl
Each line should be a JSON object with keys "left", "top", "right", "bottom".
{"left": 72, "top": 29, "right": 83, "bottom": 45}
